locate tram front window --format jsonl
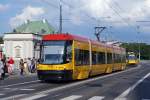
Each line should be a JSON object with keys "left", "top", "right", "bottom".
{"left": 128, "top": 56, "right": 135, "bottom": 60}
{"left": 41, "top": 41, "right": 72, "bottom": 64}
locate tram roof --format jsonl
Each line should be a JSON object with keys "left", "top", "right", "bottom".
{"left": 43, "top": 33, "right": 89, "bottom": 42}
{"left": 43, "top": 33, "right": 125, "bottom": 51}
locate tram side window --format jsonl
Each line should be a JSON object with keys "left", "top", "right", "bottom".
{"left": 97, "top": 52, "right": 105, "bottom": 64}
{"left": 107, "top": 53, "right": 112, "bottom": 64}
{"left": 92, "top": 52, "right": 105, "bottom": 65}
{"left": 115, "top": 54, "right": 118, "bottom": 63}
{"left": 114, "top": 54, "right": 121, "bottom": 63}
{"left": 118, "top": 54, "right": 122, "bottom": 63}
{"left": 122, "top": 55, "right": 126, "bottom": 63}
{"left": 66, "top": 41, "right": 72, "bottom": 62}
{"left": 117, "top": 54, "right": 121, "bottom": 63}
{"left": 75, "top": 49, "right": 82, "bottom": 65}
{"left": 75, "top": 49, "right": 89, "bottom": 66}
{"left": 120, "top": 55, "right": 122, "bottom": 63}
{"left": 92, "top": 52, "right": 96, "bottom": 65}
{"left": 83, "top": 50, "right": 89, "bottom": 65}
{"left": 114, "top": 54, "right": 117, "bottom": 63}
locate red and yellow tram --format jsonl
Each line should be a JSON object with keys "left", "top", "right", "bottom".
{"left": 37, "top": 33, "right": 126, "bottom": 81}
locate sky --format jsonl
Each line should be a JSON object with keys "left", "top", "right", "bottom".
{"left": 0, "top": 0, "right": 150, "bottom": 44}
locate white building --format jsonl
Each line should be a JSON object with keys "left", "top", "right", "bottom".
{"left": 3, "top": 19, "right": 55, "bottom": 69}
{"left": 3, "top": 33, "right": 41, "bottom": 61}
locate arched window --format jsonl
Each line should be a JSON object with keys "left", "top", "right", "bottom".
{"left": 15, "top": 46, "right": 21, "bottom": 58}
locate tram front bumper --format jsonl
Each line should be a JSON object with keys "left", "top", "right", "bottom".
{"left": 37, "top": 70, "right": 73, "bottom": 81}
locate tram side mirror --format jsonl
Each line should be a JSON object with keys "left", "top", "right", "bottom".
{"left": 66, "top": 58, "right": 70, "bottom": 63}
{"left": 66, "top": 54, "right": 72, "bottom": 63}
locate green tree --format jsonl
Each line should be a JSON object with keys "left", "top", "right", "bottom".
{"left": 121, "top": 43, "right": 150, "bottom": 60}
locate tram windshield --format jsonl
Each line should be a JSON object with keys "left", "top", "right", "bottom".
{"left": 128, "top": 55, "right": 136, "bottom": 60}
{"left": 40, "top": 40, "right": 72, "bottom": 64}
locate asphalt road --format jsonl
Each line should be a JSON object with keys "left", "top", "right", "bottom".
{"left": 0, "top": 61, "right": 150, "bottom": 100}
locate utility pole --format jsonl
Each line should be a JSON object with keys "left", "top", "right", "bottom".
{"left": 59, "top": 0, "right": 62, "bottom": 33}
{"left": 136, "top": 20, "right": 150, "bottom": 61}
{"left": 137, "top": 25, "right": 141, "bottom": 61}
{"left": 94, "top": 26, "right": 106, "bottom": 42}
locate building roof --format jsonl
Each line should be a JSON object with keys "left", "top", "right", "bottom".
{"left": 14, "top": 19, "right": 55, "bottom": 34}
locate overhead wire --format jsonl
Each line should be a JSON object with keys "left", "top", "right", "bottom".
{"left": 39, "top": 0, "right": 143, "bottom": 42}
{"left": 61, "top": 0, "right": 98, "bottom": 22}
{"left": 103, "top": 0, "right": 138, "bottom": 31}
{"left": 104, "top": 0, "right": 130, "bottom": 42}
{"left": 62, "top": 0, "right": 125, "bottom": 42}
{"left": 42, "top": 0, "right": 59, "bottom": 9}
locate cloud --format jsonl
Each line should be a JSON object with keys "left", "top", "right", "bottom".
{"left": 10, "top": 5, "right": 45, "bottom": 28}
{"left": 81, "top": 0, "right": 112, "bottom": 19}
{"left": 63, "top": 0, "right": 150, "bottom": 27}
{"left": 0, "top": 4, "right": 9, "bottom": 12}
{"left": 70, "top": 15, "right": 83, "bottom": 25}
{"left": 145, "top": 0, "right": 150, "bottom": 7}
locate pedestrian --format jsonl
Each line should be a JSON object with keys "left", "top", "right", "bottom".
{"left": 37, "top": 58, "right": 40, "bottom": 64}
{"left": 6, "top": 57, "right": 9, "bottom": 73}
{"left": 27, "top": 58, "right": 31, "bottom": 73}
{"left": 19, "top": 59, "right": 24, "bottom": 75}
{"left": 24, "top": 58, "right": 28, "bottom": 74}
{"left": 31, "top": 57, "right": 36, "bottom": 73}
{"left": 8, "top": 57, "right": 14, "bottom": 75}
{"left": 1, "top": 55, "right": 7, "bottom": 79}
{"left": 0, "top": 59, "right": 4, "bottom": 80}
{"left": 1, "top": 58, "right": 6, "bottom": 79}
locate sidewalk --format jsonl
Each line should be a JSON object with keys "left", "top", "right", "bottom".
{"left": 4, "top": 69, "right": 37, "bottom": 80}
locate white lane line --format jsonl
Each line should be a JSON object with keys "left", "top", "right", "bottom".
{"left": 138, "top": 65, "right": 141, "bottom": 67}
{"left": 4, "top": 88, "right": 11, "bottom": 89}
{"left": 4, "top": 87, "right": 18, "bottom": 91}
{"left": 18, "top": 65, "right": 142, "bottom": 99}
{"left": 36, "top": 65, "right": 141, "bottom": 95}
{"left": 88, "top": 96, "right": 105, "bottom": 100}
{"left": 114, "top": 72, "right": 150, "bottom": 100}
{"left": 20, "top": 88, "right": 35, "bottom": 91}
{"left": 60, "top": 95, "right": 82, "bottom": 100}
{"left": 0, "top": 93, "right": 5, "bottom": 96}
{"left": 1, "top": 94, "right": 26, "bottom": 100}
{"left": 0, "top": 80, "right": 40, "bottom": 88}
{"left": 21, "top": 94, "right": 47, "bottom": 100}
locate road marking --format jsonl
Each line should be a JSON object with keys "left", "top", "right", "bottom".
{"left": 0, "top": 80, "right": 40, "bottom": 88}
{"left": 18, "top": 65, "right": 142, "bottom": 99}
{"left": 60, "top": 95, "right": 82, "bottom": 100}
{"left": 21, "top": 94, "right": 47, "bottom": 100}
{"left": 0, "top": 93, "right": 5, "bottom": 96}
{"left": 4, "top": 88, "right": 11, "bottom": 89}
{"left": 20, "top": 88, "right": 35, "bottom": 91}
{"left": 4, "top": 87, "right": 18, "bottom": 91}
{"left": 114, "top": 72, "right": 150, "bottom": 100}
{"left": 88, "top": 96, "right": 105, "bottom": 100}
{"left": 35, "top": 65, "right": 141, "bottom": 95}
{"left": 1, "top": 94, "right": 26, "bottom": 100}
